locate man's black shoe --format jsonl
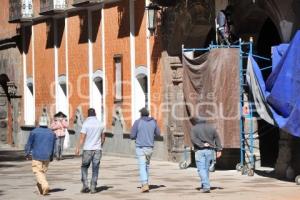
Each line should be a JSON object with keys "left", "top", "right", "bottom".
{"left": 80, "top": 187, "right": 90, "bottom": 193}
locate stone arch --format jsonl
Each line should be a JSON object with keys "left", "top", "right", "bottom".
{"left": 231, "top": 0, "right": 285, "bottom": 42}
{"left": 230, "top": 1, "right": 282, "bottom": 167}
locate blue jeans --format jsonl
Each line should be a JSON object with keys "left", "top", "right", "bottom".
{"left": 55, "top": 136, "right": 65, "bottom": 159}
{"left": 81, "top": 150, "right": 102, "bottom": 188}
{"left": 136, "top": 147, "right": 153, "bottom": 185}
{"left": 195, "top": 149, "right": 214, "bottom": 189}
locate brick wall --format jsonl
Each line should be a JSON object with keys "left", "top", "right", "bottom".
{"left": 0, "top": 0, "right": 18, "bottom": 39}
{"left": 67, "top": 11, "right": 90, "bottom": 125}
{"left": 150, "top": 27, "right": 164, "bottom": 133}
{"left": 34, "top": 20, "right": 55, "bottom": 121}
{"left": 104, "top": 1, "right": 131, "bottom": 131}
{"left": 17, "top": 1, "right": 164, "bottom": 134}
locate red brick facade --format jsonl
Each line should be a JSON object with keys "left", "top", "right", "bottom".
{"left": 18, "top": 1, "right": 164, "bottom": 134}
{"left": 34, "top": 21, "right": 55, "bottom": 119}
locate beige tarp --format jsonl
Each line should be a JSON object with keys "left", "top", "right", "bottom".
{"left": 183, "top": 48, "right": 240, "bottom": 148}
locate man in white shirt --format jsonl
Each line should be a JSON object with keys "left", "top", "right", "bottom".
{"left": 75, "top": 108, "right": 105, "bottom": 194}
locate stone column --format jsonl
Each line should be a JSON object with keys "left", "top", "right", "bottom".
{"left": 275, "top": 130, "right": 293, "bottom": 179}
{"left": 291, "top": 136, "right": 300, "bottom": 179}
{"left": 215, "top": 0, "right": 228, "bottom": 15}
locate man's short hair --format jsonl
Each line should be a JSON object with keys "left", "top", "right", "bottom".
{"left": 54, "top": 111, "right": 67, "bottom": 118}
{"left": 139, "top": 107, "right": 149, "bottom": 117}
{"left": 88, "top": 108, "right": 96, "bottom": 117}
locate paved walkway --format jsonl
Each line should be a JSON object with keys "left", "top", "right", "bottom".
{"left": 0, "top": 148, "right": 300, "bottom": 200}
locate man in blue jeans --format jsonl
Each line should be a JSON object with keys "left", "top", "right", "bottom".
{"left": 191, "top": 116, "right": 222, "bottom": 193}
{"left": 131, "top": 107, "right": 160, "bottom": 193}
{"left": 75, "top": 108, "right": 105, "bottom": 194}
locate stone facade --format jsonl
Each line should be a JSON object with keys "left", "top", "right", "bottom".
{"left": 0, "top": 39, "right": 23, "bottom": 146}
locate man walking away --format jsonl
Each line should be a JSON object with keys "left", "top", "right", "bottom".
{"left": 75, "top": 108, "right": 105, "bottom": 194}
{"left": 130, "top": 107, "right": 160, "bottom": 193}
{"left": 25, "top": 120, "right": 56, "bottom": 196}
{"left": 191, "top": 116, "right": 222, "bottom": 193}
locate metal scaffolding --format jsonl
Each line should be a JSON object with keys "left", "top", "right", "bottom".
{"left": 181, "top": 39, "right": 271, "bottom": 175}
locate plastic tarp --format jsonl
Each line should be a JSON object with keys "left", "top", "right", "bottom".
{"left": 246, "top": 57, "right": 275, "bottom": 125}
{"left": 247, "top": 31, "right": 300, "bottom": 137}
{"left": 182, "top": 48, "right": 240, "bottom": 148}
{"left": 271, "top": 44, "right": 289, "bottom": 71}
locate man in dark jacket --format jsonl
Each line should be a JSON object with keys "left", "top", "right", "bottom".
{"left": 25, "top": 120, "right": 56, "bottom": 196}
{"left": 130, "top": 107, "right": 160, "bottom": 193}
{"left": 191, "top": 116, "right": 222, "bottom": 193}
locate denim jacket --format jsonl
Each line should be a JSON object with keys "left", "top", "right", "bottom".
{"left": 25, "top": 127, "right": 56, "bottom": 161}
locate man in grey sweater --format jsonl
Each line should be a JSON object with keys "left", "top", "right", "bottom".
{"left": 191, "top": 116, "right": 222, "bottom": 193}
{"left": 130, "top": 107, "right": 160, "bottom": 193}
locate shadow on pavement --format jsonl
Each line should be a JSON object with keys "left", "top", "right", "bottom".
{"left": 95, "top": 186, "right": 113, "bottom": 193}
{"left": 0, "top": 190, "right": 3, "bottom": 196}
{"left": 149, "top": 185, "right": 166, "bottom": 190}
{"left": 196, "top": 186, "right": 224, "bottom": 191}
{"left": 55, "top": 155, "right": 76, "bottom": 161}
{"left": 0, "top": 163, "right": 18, "bottom": 168}
{"left": 137, "top": 185, "right": 166, "bottom": 190}
{"left": 254, "top": 169, "right": 294, "bottom": 183}
{"left": 49, "top": 188, "right": 66, "bottom": 193}
{"left": 0, "top": 150, "right": 26, "bottom": 162}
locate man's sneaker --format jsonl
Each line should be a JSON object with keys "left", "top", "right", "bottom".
{"left": 141, "top": 184, "right": 149, "bottom": 193}
{"left": 201, "top": 188, "right": 210, "bottom": 193}
{"left": 36, "top": 183, "right": 43, "bottom": 195}
{"left": 80, "top": 187, "right": 90, "bottom": 193}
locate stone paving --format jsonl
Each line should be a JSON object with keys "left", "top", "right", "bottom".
{"left": 0, "top": 147, "right": 300, "bottom": 200}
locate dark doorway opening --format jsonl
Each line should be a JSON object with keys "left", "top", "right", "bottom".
{"left": 256, "top": 18, "right": 281, "bottom": 80}
{"left": 0, "top": 74, "right": 11, "bottom": 145}
{"left": 255, "top": 18, "right": 281, "bottom": 167}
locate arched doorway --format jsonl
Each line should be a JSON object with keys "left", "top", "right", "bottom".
{"left": 91, "top": 70, "right": 103, "bottom": 121}
{"left": 256, "top": 18, "right": 281, "bottom": 167}
{"left": 0, "top": 74, "right": 12, "bottom": 145}
{"left": 256, "top": 18, "right": 282, "bottom": 80}
{"left": 233, "top": 5, "right": 282, "bottom": 167}
{"left": 133, "top": 66, "right": 148, "bottom": 121}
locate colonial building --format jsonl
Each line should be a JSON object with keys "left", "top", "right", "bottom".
{"left": 0, "top": 0, "right": 300, "bottom": 178}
